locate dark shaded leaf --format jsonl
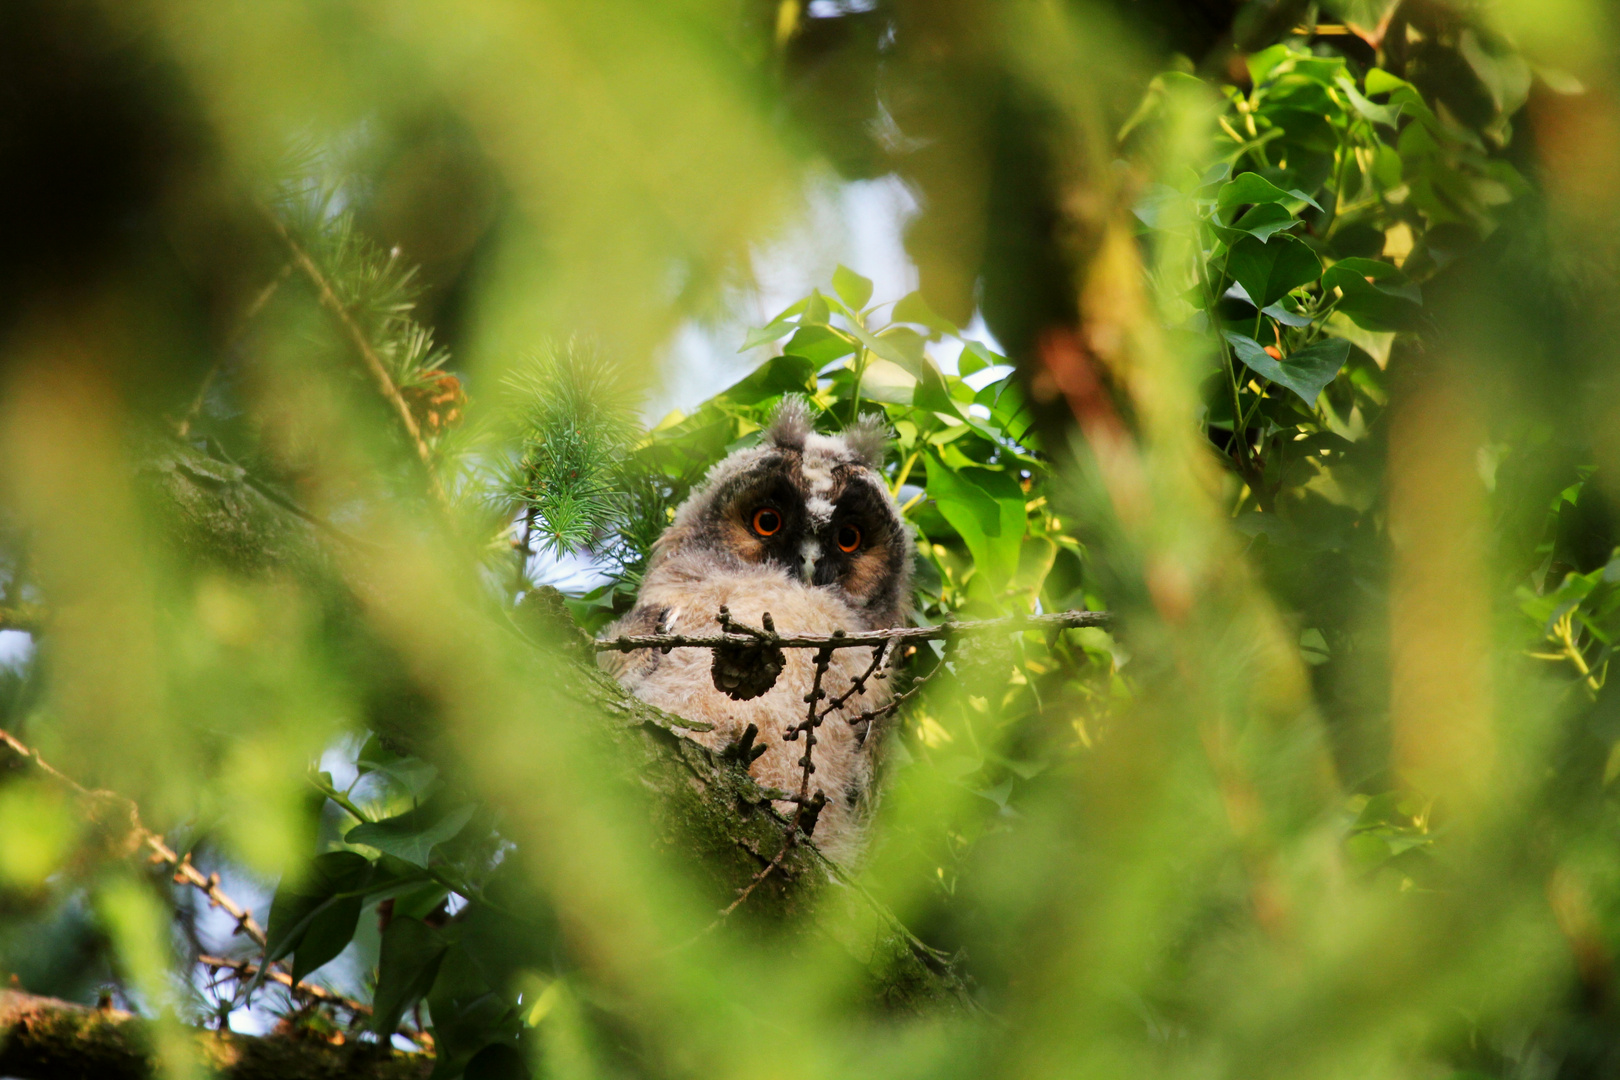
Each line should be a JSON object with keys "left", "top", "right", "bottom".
{"left": 464, "top": 1043, "right": 530, "bottom": 1080}
{"left": 371, "top": 916, "right": 449, "bottom": 1035}
{"left": 1227, "top": 234, "right": 1323, "bottom": 309}
{"left": 717, "top": 354, "right": 817, "bottom": 406}
{"left": 290, "top": 895, "right": 363, "bottom": 982}
{"left": 346, "top": 801, "right": 477, "bottom": 867}
{"left": 266, "top": 851, "right": 371, "bottom": 962}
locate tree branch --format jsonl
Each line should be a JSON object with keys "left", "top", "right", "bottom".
{"left": 256, "top": 206, "right": 445, "bottom": 502}
{"left": 0, "top": 728, "right": 374, "bottom": 1023}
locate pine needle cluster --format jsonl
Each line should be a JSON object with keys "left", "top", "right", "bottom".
{"left": 502, "top": 342, "right": 641, "bottom": 559}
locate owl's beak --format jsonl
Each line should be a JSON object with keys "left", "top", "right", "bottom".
{"left": 798, "top": 540, "right": 820, "bottom": 583}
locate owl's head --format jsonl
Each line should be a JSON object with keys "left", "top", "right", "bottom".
{"left": 653, "top": 397, "right": 912, "bottom": 628}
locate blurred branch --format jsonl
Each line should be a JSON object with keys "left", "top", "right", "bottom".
{"left": 595, "top": 608, "right": 1112, "bottom": 654}
{"left": 0, "top": 728, "right": 374, "bottom": 1023}
{"left": 256, "top": 206, "right": 446, "bottom": 504}
{"left": 197, "top": 954, "right": 371, "bottom": 1020}
{"left": 175, "top": 261, "right": 294, "bottom": 440}
{"left": 0, "top": 603, "right": 44, "bottom": 633}
{"left": 0, "top": 990, "right": 428, "bottom": 1080}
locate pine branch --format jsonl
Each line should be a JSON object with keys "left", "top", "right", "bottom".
{"left": 257, "top": 205, "right": 445, "bottom": 503}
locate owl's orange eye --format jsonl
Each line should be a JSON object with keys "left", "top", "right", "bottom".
{"left": 837, "top": 524, "right": 861, "bottom": 553}
{"left": 751, "top": 507, "right": 782, "bottom": 537}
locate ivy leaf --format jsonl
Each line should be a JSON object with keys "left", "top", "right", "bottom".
{"left": 1217, "top": 173, "right": 1322, "bottom": 214}
{"left": 891, "top": 290, "right": 960, "bottom": 338}
{"left": 832, "top": 265, "right": 874, "bottom": 311}
{"left": 266, "top": 851, "right": 372, "bottom": 963}
{"left": 1225, "top": 333, "right": 1351, "bottom": 405}
{"left": 957, "top": 340, "right": 1005, "bottom": 376}
{"left": 804, "top": 289, "right": 831, "bottom": 326}
{"left": 1227, "top": 234, "right": 1323, "bottom": 309}
{"left": 739, "top": 315, "right": 798, "bottom": 352}
{"left": 925, "top": 458, "right": 1026, "bottom": 588}
{"left": 346, "top": 802, "right": 477, "bottom": 868}
{"left": 1322, "top": 257, "right": 1423, "bottom": 331}
{"left": 291, "top": 896, "right": 363, "bottom": 982}
{"left": 1263, "top": 302, "right": 1315, "bottom": 328}
{"left": 371, "top": 916, "right": 449, "bottom": 1035}
{"left": 783, "top": 324, "right": 857, "bottom": 368}
{"left": 719, "top": 354, "right": 817, "bottom": 405}
{"left": 1213, "top": 203, "right": 1297, "bottom": 244}
{"left": 1336, "top": 76, "right": 1401, "bottom": 126}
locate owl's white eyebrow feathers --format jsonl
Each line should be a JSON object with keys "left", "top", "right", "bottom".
{"left": 806, "top": 495, "right": 834, "bottom": 525}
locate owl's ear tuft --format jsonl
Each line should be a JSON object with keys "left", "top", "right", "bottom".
{"left": 843, "top": 413, "right": 891, "bottom": 469}
{"left": 763, "top": 395, "right": 814, "bottom": 451}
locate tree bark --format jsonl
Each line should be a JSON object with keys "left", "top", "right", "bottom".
{"left": 0, "top": 992, "right": 429, "bottom": 1080}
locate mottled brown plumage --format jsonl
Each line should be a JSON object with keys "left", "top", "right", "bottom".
{"left": 600, "top": 398, "right": 911, "bottom": 864}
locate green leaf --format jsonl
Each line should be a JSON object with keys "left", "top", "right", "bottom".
{"left": 1322, "top": 258, "right": 1423, "bottom": 331}
{"left": 266, "top": 851, "right": 371, "bottom": 962}
{"left": 1133, "top": 183, "right": 1191, "bottom": 232}
{"left": 1263, "top": 302, "right": 1314, "bottom": 328}
{"left": 832, "top": 265, "right": 874, "bottom": 311}
{"left": 291, "top": 895, "right": 363, "bottom": 982}
{"left": 782, "top": 325, "right": 857, "bottom": 368}
{"left": 718, "top": 354, "right": 817, "bottom": 406}
{"left": 856, "top": 359, "right": 917, "bottom": 405}
{"left": 925, "top": 458, "right": 1026, "bottom": 588}
{"left": 1225, "top": 333, "right": 1351, "bottom": 405}
{"left": 739, "top": 316, "right": 798, "bottom": 352}
{"left": 957, "top": 340, "right": 1005, "bottom": 377}
{"left": 804, "top": 289, "right": 830, "bottom": 326}
{"left": 1217, "top": 173, "right": 1321, "bottom": 213}
{"left": 1214, "top": 203, "right": 1297, "bottom": 244}
{"left": 1336, "top": 76, "right": 1400, "bottom": 126}
{"left": 1247, "top": 44, "right": 1294, "bottom": 86}
{"left": 371, "top": 915, "right": 449, "bottom": 1034}
{"left": 346, "top": 802, "right": 477, "bottom": 868}
{"left": 891, "top": 290, "right": 960, "bottom": 337}
{"left": 1227, "top": 234, "right": 1323, "bottom": 308}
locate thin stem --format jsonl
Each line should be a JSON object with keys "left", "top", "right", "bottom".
{"left": 890, "top": 450, "right": 920, "bottom": 498}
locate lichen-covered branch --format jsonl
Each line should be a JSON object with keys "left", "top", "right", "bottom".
{"left": 0, "top": 991, "right": 428, "bottom": 1080}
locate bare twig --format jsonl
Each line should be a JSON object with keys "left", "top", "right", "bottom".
{"left": 198, "top": 954, "right": 370, "bottom": 1019}
{"left": 0, "top": 728, "right": 371, "bottom": 1021}
{"left": 596, "top": 609, "right": 1112, "bottom": 654}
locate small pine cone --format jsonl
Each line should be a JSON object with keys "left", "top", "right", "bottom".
{"left": 402, "top": 371, "right": 466, "bottom": 435}
{"left": 710, "top": 640, "right": 786, "bottom": 701}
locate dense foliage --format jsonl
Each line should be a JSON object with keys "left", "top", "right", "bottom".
{"left": 2, "top": 1, "right": 1620, "bottom": 1079}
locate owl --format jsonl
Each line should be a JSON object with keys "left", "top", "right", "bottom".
{"left": 600, "top": 397, "right": 912, "bottom": 865}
